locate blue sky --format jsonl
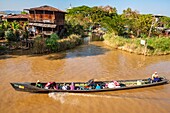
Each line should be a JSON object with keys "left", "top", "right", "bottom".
{"left": 0, "top": 0, "right": 170, "bottom": 16}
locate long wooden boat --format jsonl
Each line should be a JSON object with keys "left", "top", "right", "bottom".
{"left": 10, "top": 77, "right": 169, "bottom": 93}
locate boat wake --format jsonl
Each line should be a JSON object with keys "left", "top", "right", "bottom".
{"left": 48, "top": 92, "right": 121, "bottom": 104}
{"left": 48, "top": 92, "right": 170, "bottom": 104}
{"left": 48, "top": 92, "right": 68, "bottom": 104}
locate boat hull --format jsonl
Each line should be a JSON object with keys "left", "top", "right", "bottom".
{"left": 10, "top": 77, "right": 169, "bottom": 93}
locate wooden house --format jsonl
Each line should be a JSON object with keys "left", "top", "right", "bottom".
{"left": 2, "top": 14, "right": 29, "bottom": 22}
{"left": 25, "top": 5, "right": 66, "bottom": 36}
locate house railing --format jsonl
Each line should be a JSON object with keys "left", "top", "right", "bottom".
{"left": 29, "top": 19, "right": 55, "bottom": 23}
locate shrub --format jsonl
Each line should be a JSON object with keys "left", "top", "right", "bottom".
{"left": 33, "top": 35, "right": 46, "bottom": 54}
{"left": 57, "top": 34, "right": 82, "bottom": 51}
{"left": 5, "top": 29, "right": 15, "bottom": 41}
{"left": 5, "top": 29, "right": 21, "bottom": 42}
{"left": 46, "top": 33, "right": 60, "bottom": 52}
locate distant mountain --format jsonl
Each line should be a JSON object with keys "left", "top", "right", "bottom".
{"left": 1, "top": 10, "right": 21, "bottom": 14}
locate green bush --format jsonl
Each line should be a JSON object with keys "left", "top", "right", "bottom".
{"left": 46, "top": 33, "right": 60, "bottom": 52}
{"left": 5, "top": 29, "right": 15, "bottom": 41}
{"left": 5, "top": 29, "right": 21, "bottom": 42}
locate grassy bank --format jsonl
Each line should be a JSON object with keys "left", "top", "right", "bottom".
{"left": 103, "top": 33, "right": 170, "bottom": 55}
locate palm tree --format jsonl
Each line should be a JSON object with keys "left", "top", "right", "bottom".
{"left": 10, "top": 21, "right": 21, "bottom": 41}
{"left": 3, "top": 20, "right": 10, "bottom": 30}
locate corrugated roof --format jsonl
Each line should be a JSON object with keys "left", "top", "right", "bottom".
{"left": 27, "top": 5, "right": 66, "bottom": 13}
{"left": 3, "top": 14, "right": 30, "bottom": 19}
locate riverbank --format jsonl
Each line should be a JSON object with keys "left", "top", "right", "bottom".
{"left": 103, "top": 33, "right": 170, "bottom": 56}
{"left": 0, "top": 34, "right": 83, "bottom": 55}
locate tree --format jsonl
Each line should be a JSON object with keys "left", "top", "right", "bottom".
{"left": 66, "top": 6, "right": 88, "bottom": 36}
{"left": 21, "top": 11, "right": 28, "bottom": 14}
{"left": 101, "top": 14, "right": 125, "bottom": 36}
{"left": 1, "top": 20, "right": 10, "bottom": 30}
{"left": 66, "top": 5, "right": 118, "bottom": 36}
{"left": 160, "top": 16, "right": 170, "bottom": 28}
{"left": 122, "top": 8, "right": 153, "bottom": 37}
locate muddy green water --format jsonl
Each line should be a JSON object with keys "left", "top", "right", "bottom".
{"left": 0, "top": 42, "right": 170, "bottom": 113}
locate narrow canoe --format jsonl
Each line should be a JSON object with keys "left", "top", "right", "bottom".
{"left": 10, "top": 77, "right": 169, "bottom": 93}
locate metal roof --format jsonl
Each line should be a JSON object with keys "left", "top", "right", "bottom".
{"left": 26, "top": 5, "right": 66, "bottom": 13}
{"left": 3, "top": 14, "right": 30, "bottom": 19}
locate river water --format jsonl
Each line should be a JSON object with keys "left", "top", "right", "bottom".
{"left": 0, "top": 41, "right": 170, "bottom": 113}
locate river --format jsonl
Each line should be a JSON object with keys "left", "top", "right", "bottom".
{"left": 0, "top": 41, "right": 170, "bottom": 113}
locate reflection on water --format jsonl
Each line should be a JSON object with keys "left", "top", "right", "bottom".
{"left": 0, "top": 41, "right": 170, "bottom": 113}
{"left": 65, "top": 44, "right": 110, "bottom": 59}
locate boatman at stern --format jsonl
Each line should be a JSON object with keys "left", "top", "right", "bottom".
{"left": 152, "top": 72, "right": 160, "bottom": 82}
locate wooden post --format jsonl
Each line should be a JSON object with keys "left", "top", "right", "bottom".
{"left": 144, "top": 42, "right": 147, "bottom": 56}
{"left": 148, "top": 16, "right": 156, "bottom": 37}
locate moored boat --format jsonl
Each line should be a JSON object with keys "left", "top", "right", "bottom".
{"left": 10, "top": 77, "right": 169, "bottom": 93}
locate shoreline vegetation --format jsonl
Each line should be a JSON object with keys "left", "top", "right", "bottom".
{"left": 103, "top": 33, "right": 170, "bottom": 56}
{"left": 33, "top": 34, "right": 83, "bottom": 54}
{"left": 0, "top": 34, "right": 83, "bottom": 55}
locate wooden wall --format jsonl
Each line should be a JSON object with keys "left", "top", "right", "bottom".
{"left": 29, "top": 10, "right": 65, "bottom": 25}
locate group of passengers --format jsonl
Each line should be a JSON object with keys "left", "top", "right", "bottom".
{"left": 35, "top": 81, "right": 76, "bottom": 90}
{"left": 35, "top": 72, "right": 161, "bottom": 90}
{"left": 35, "top": 80, "right": 121, "bottom": 90}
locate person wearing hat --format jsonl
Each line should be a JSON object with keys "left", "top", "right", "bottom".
{"left": 152, "top": 72, "right": 160, "bottom": 82}
{"left": 35, "top": 80, "right": 42, "bottom": 88}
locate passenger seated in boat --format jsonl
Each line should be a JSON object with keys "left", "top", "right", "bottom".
{"left": 66, "top": 84, "right": 70, "bottom": 90}
{"left": 70, "top": 82, "right": 75, "bottom": 90}
{"left": 104, "top": 83, "right": 108, "bottom": 88}
{"left": 58, "top": 84, "right": 61, "bottom": 90}
{"left": 62, "top": 84, "right": 67, "bottom": 90}
{"left": 35, "top": 80, "right": 42, "bottom": 88}
{"left": 95, "top": 84, "right": 101, "bottom": 89}
{"left": 113, "top": 81, "right": 121, "bottom": 88}
{"left": 152, "top": 72, "right": 160, "bottom": 82}
{"left": 113, "top": 81, "right": 119, "bottom": 86}
{"left": 44, "top": 82, "right": 53, "bottom": 89}
{"left": 53, "top": 83, "right": 58, "bottom": 90}
{"left": 108, "top": 82, "right": 115, "bottom": 88}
